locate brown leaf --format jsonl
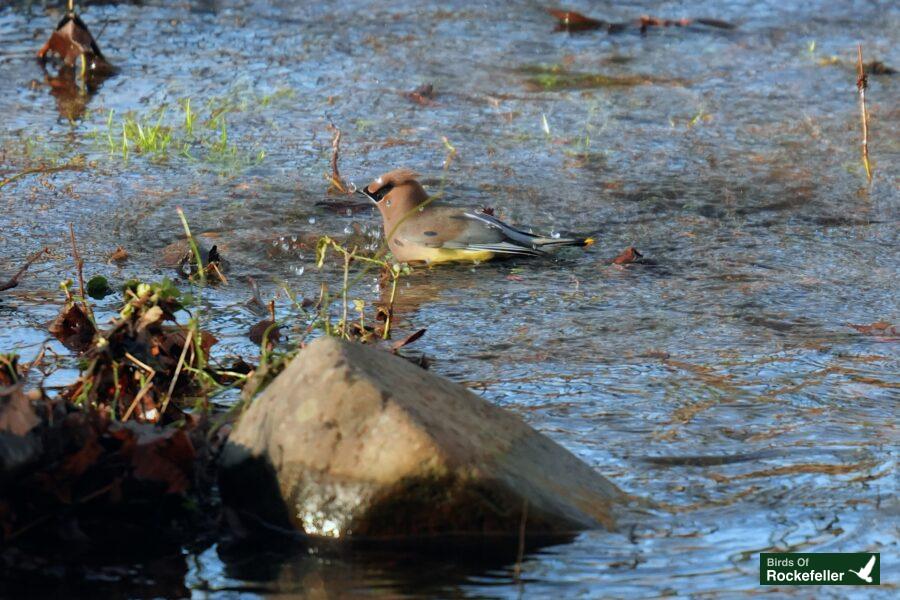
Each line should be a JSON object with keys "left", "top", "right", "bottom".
{"left": 48, "top": 304, "right": 96, "bottom": 352}
{"left": 108, "top": 246, "right": 129, "bottom": 262}
{"left": 163, "top": 327, "right": 218, "bottom": 358}
{"left": 0, "top": 385, "right": 41, "bottom": 436}
{"left": 110, "top": 423, "right": 195, "bottom": 494}
{"left": 612, "top": 246, "right": 643, "bottom": 265}
{"left": 131, "top": 430, "right": 194, "bottom": 494}
{"left": 58, "top": 426, "right": 103, "bottom": 480}
{"left": 848, "top": 322, "right": 898, "bottom": 337}
{"left": 392, "top": 328, "right": 427, "bottom": 351}
{"left": 404, "top": 83, "right": 436, "bottom": 106}
{"left": 547, "top": 8, "right": 606, "bottom": 31}
{"left": 37, "top": 13, "right": 111, "bottom": 72}
{"left": 249, "top": 319, "right": 281, "bottom": 347}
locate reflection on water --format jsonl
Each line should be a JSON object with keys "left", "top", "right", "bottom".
{"left": 0, "top": 0, "right": 897, "bottom": 597}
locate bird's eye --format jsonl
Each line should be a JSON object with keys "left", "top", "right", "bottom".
{"left": 372, "top": 183, "right": 394, "bottom": 201}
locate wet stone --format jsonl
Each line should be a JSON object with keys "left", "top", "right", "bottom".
{"left": 219, "top": 337, "right": 627, "bottom": 540}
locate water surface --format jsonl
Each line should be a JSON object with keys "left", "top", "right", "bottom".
{"left": 0, "top": 0, "right": 897, "bottom": 597}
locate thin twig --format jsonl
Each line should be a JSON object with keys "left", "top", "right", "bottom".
{"left": 124, "top": 351, "right": 154, "bottom": 374}
{"left": 160, "top": 323, "right": 194, "bottom": 418}
{"left": 0, "top": 160, "right": 83, "bottom": 191}
{"left": 0, "top": 247, "right": 49, "bottom": 292}
{"left": 176, "top": 207, "right": 206, "bottom": 284}
{"left": 856, "top": 44, "right": 872, "bottom": 181}
{"left": 207, "top": 262, "right": 228, "bottom": 284}
{"left": 122, "top": 370, "right": 156, "bottom": 421}
{"left": 341, "top": 249, "right": 352, "bottom": 338}
{"left": 68, "top": 224, "right": 94, "bottom": 322}
{"left": 325, "top": 124, "right": 348, "bottom": 193}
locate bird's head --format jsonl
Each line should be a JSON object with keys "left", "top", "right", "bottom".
{"left": 357, "top": 168, "right": 429, "bottom": 222}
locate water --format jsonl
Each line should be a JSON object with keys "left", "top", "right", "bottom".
{"left": 1, "top": 0, "right": 898, "bottom": 597}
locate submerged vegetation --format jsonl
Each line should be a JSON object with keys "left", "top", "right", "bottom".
{"left": 99, "top": 88, "right": 294, "bottom": 169}
{"left": 519, "top": 63, "right": 677, "bottom": 91}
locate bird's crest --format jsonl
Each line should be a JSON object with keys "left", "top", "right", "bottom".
{"left": 366, "top": 168, "right": 420, "bottom": 194}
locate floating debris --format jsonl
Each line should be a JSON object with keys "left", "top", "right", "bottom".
{"left": 856, "top": 45, "right": 873, "bottom": 181}
{"left": 546, "top": 8, "right": 735, "bottom": 35}
{"left": 48, "top": 303, "right": 96, "bottom": 352}
{"left": 847, "top": 322, "right": 898, "bottom": 338}
{"left": 0, "top": 248, "right": 49, "bottom": 293}
{"left": 518, "top": 64, "right": 679, "bottom": 91}
{"left": 37, "top": 3, "right": 113, "bottom": 76}
{"left": 404, "top": 83, "right": 437, "bottom": 106}
{"left": 325, "top": 124, "right": 351, "bottom": 194}
{"left": 62, "top": 279, "right": 218, "bottom": 423}
{"left": 108, "top": 246, "right": 129, "bottom": 263}
{"left": 864, "top": 60, "right": 896, "bottom": 76}
{"left": 613, "top": 246, "right": 643, "bottom": 265}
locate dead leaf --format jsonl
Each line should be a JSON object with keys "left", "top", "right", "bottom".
{"left": 249, "top": 319, "right": 281, "bottom": 347}
{"left": 0, "top": 385, "right": 41, "bottom": 436}
{"left": 37, "top": 12, "right": 112, "bottom": 72}
{"left": 392, "top": 328, "right": 427, "bottom": 351}
{"left": 108, "top": 246, "right": 129, "bottom": 263}
{"left": 404, "top": 83, "right": 436, "bottom": 106}
{"left": 547, "top": 8, "right": 606, "bottom": 31}
{"left": 48, "top": 304, "right": 96, "bottom": 352}
{"left": 848, "top": 322, "right": 898, "bottom": 337}
{"left": 612, "top": 246, "right": 643, "bottom": 265}
{"left": 110, "top": 423, "right": 195, "bottom": 494}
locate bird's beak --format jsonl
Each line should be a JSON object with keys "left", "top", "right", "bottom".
{"left": 357, "top": 186, "right": 378, "bottom": 204}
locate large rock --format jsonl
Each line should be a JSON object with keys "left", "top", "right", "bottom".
{"left": 219, "top": 337, "right": 627, "bottom": 539}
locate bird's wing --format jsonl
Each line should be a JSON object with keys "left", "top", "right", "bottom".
{"left": 462, "top": 211, "right": 544, "bottom": 246}
{"left": 395, "top": 209, "right": 542, "bottom": 255}
{"left": 861, "top": 555, "right": 876, "bottom": 577}
{"left": 463, "top": 211, "right": 586, "bottom": 248}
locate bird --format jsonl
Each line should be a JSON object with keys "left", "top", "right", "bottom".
{"left": 357, "top": 169, "right": 594, "bottom": 264}
{"left": 848, "top": 555, "right": 876, "bottom": 583}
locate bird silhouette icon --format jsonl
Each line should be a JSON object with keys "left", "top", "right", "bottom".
{"left": 848, "top": 555, "right": 876, "bottom": 583}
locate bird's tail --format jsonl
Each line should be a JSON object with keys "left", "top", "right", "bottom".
{"left": 533, "top": 236, "right": 595, "bottom": 249}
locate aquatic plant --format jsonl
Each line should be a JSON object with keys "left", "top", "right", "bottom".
{"left": 96, "top": 88, "right": 292, "bottom": 172}
{"left": 519, "top": 64, "right": 676, "bottom": 91}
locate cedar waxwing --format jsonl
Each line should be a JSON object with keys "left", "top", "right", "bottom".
{"left": 358, "top": 169, "right": 594, "bottom": 264}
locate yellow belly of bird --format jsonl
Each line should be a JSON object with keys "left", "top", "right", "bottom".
{"left": 406, "top": 247, "right": 496, "bottom": 265}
